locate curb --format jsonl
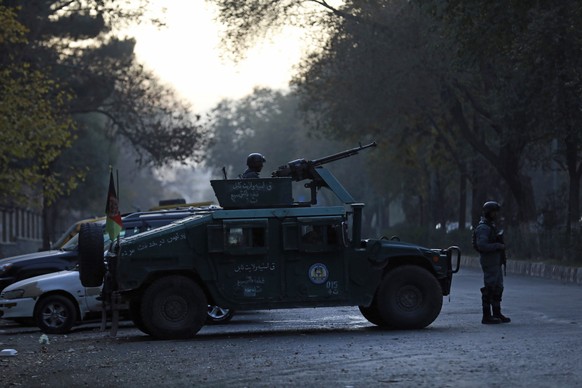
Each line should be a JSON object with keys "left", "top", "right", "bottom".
{"left": 461, "top": 256, "right": 582, "bottom": 285}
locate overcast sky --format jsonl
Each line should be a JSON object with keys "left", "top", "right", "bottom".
{"left": 129, "top": 0, "right": 308, "bottom": 113}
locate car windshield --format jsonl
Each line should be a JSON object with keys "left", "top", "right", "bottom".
{"left": 58, "top": 214, "right": 188, "bottom": 252}
{"left": 60, "top": 231, "right": 116, "bottom": 251}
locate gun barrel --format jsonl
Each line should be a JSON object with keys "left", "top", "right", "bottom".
{"left": 311, "top": 141, "right": 377, "bottom": 166}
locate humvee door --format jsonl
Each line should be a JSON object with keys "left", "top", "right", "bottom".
{"left": 281, "top": 216, "right": 348, "bottom": 302}
{"left": 207, "top": 218, "right": 278, "bottom": 303}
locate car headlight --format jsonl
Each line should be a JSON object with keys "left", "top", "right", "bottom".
{"left": 0, "top": 289, "right": 25, "bottom": 300}
{"left": 0, "top": 263, "right": 13, "bottom": 275}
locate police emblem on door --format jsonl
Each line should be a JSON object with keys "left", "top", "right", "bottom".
{"left": 308, "top": 263, "right": 329, "bottom": 285}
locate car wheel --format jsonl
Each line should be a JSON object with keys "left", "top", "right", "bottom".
{"left": 207, "top": 305, "right": 235, "bottom": 324}
{"left": 35, "top": 294, "right": 78, "bottom": 334}
{"left": 78, "top": 223, "right": 105, "bottom": 287}
{"left": 141, "top": 275, "right": 207, "bottom": 339}
{"left": 376, "top": 265, "right": 443, "bottom": 329}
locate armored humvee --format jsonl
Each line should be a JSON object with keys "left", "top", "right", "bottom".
{"left": 79, "top": 142, "right": 461, "bottom": 339}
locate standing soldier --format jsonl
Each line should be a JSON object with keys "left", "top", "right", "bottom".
{"left": 474, "top": 201, "right": 511, "bottom": 324}
{"left": 239, "top": 153, "right": 266, "bottom": 179}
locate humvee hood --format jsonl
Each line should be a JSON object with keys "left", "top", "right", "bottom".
{"left": 119, "top": 214, "right": 210, "bottom": 257}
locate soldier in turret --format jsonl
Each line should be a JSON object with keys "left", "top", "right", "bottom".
{"left": 239, "top": 153, "right": 266, "bottom": 179}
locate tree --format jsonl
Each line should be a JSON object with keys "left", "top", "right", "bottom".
{"left": 7, "top": 0, "right": 207, "bottom": 167}
{"left": 513, "top": 3, "right": 582, "bottom": 234}
{"left": 210, "top": 0, "right": 476, "bottom": 229}
{"left": 207, "top": 88, "right": 303, "bottom": 176}
{"left": 0, "top": 4, "right": 77, "bottom": 209}
{"left": 439, "top": 0, "right": 582, "bottom": 229}
{"left": 208, "top": 0, "right": 582, "bottom": 226}
{"left": 2, "top": 1, "right": 210, "bottom": 248}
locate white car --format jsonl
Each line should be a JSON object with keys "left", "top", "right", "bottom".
{"left": 0, "top": 269, "right": 101, "bottom": 334}
{"left": 0, "top": 270, "right": 234, "bottom": 334}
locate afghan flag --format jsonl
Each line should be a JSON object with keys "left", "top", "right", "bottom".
{"left": 105, "top": 171, "right": 123, "bottom": 240}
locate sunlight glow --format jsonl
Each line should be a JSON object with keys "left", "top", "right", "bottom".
{"left": 128, "top": 0, "right": 308, "bottom": 112}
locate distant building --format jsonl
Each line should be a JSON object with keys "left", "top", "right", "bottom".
{"left": 0, "top": 206, "right": 43, "bottom": 259}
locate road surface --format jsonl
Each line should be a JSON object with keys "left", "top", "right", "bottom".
{"left": 1, "top": 267, "right": 581, "bottom": 387}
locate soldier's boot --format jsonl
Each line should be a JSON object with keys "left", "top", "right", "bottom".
{"left": 491, "top": 287, "right": 511, "bottom": 323}
{"left": 481, "top": 287, "right": 501, "bottom": 324}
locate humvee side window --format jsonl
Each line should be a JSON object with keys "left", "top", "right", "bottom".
{"left": 222, "top": 219, "right": 268, "bottom": 255}
{"left": 228, "top": 227, "right": 244, "bottom": 247}
{"left": 301, "top": 225, "right": 325, "bottom": 244}
{"left": 283, "top": 220, "right": 345, "bottom": 252}
{"left": 227, "top": 227, "right": 266, "bottom": 248}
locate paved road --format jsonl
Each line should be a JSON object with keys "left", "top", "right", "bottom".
{"left": 1, "top": 268, "right": 581, "bottom": 387}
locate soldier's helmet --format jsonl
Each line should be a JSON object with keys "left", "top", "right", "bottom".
{"left": 247, "top": 153, "right": 266, "bottom": 171}
{"left": 482, "top": 201, "right": 501, "bottom": 217}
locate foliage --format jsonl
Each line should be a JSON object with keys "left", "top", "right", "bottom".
{"left": 1, "top": 1, "right": 209, "bottom": 249}
{"left": 210, "top": 0, "right": 472, "bottom": 226}
{"left": 438, "top": 0, "right": 582, "bottom": 227}
{"left": 6, "top": 0, "right": 206, "bottom": 166}
{"left": 0, "top": 2, "right": 26, "bottom": 45}
{"left": 51, "top": 114, "right": 115, "bottom": 215}
{"left": 0, "top": 4, "right": 78, "bottom": 207}
{"left": 85, "top": 61, "right": 208, "bottom": 166}
{"left": 207, "top": 88, "right": 303, "bottom": 176}
{"left": 208, "top": 0, "right": 582, "bottom": 260}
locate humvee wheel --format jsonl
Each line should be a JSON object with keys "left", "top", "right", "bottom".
{"left": 376, "top": 265, "right": 442, "bottom": 329}
{"left": 78, "top": 223, "right": 105, "bottom": 287}
{"left": 129, "top": 297, "right": 151, "bottom": 335}
{"left": 358, "top": 301, "right": 385, "bottom": 326}
{"left": 141, "top": 276, "right": 207, "bottom": 339}
{"left": 207, "top": 305, "right": 235, "bottom": 324}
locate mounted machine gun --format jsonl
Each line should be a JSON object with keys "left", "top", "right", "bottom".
{"left": 272, "top": 141, "right": 377, "bottom": 205}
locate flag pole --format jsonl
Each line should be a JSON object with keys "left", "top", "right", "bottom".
{"left": 116, "top": 168, "right": 120, "bottom": 209}
{"left": 105, "top": 164, "right": 123, "bottom": 243}
{"left": 116, "top": 168, "right": 120, "bottom": 244}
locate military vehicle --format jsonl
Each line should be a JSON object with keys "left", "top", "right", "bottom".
{"left": 79, "top": 142, "right": 461, "bottom": 339}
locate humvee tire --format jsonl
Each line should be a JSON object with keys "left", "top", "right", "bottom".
{"left": 78, "top": 223, "right": 105, "bottom": 287}
{"left": 140, "top": 275, "right": 207, "bottom": 339}
{"left": 376, "top": 265, "right": 443, "bottom": 329}
{"left": 359, "top": 300, "right": 385, "bottom": 326}
{"left": 129, "top": 297, "right": 151, "bottom": 335}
